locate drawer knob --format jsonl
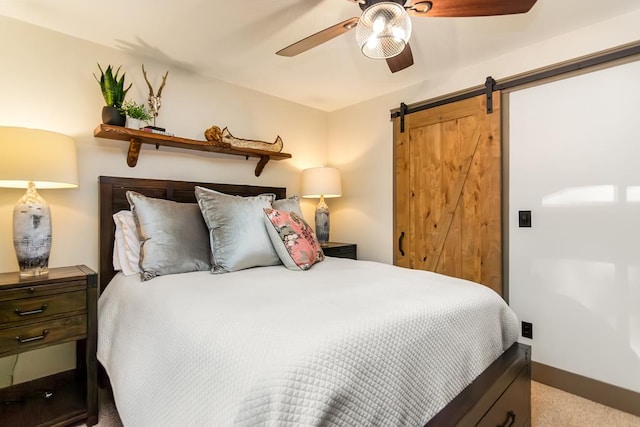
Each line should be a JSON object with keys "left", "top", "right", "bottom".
{"left": 15, "top": 329, "right": 49, "bottom": 344}
{"left": 14, "top": 304, "right": 48, "bottom": 316}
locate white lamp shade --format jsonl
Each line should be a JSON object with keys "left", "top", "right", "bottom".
{"left": 301, "top": 167, "right": 342, "bottom": 198}
{"left": 0, "top": 127, "right": 78, "bottom": 189}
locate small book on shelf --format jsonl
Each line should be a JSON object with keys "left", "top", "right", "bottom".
{"left": 141, "top": 126, "right": 174, "bottom": 137}
{"left": 143, "top": 125, "right": 166, "bottom": 132}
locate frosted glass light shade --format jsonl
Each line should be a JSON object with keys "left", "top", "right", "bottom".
{"left": 0, "top": 127, "right": 78, "bottom": 277}
{"left": 356, "top": 2, "right": 412, "bottom": 59}
{"left": 0, "top": 127, "right": 78, "bottom": 189}
{"left": 301, "top": 167, "right": 342, "bottom": 199}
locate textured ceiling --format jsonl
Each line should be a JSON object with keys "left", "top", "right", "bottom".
{"left": 1, "top": 0, "right": 639, "bottom": 111}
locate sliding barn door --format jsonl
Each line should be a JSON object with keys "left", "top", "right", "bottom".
{"left": 394, "top": 93, "right": 502, "bottom": 295}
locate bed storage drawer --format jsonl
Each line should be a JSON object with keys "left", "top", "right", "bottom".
{"left": 477, "top": 363, "right": 531, "bottom": 427}
{"left": 425, "top": 343, "right": 531, "bottom": 427}
{"left": 0, "top": 314, "right": 87, "bottom": 356}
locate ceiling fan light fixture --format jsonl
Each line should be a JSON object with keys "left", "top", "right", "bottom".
{"left": 391, "top": 26, "right": 406, "bottom": 40}
{"left": 356, "top": 1, "right": 412, "bottom": 60}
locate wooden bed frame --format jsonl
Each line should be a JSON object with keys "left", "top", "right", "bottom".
{"left": 97, "top": 175, "right": 531, "bottom": 427}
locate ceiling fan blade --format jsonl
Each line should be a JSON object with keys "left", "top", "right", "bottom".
{"left": 276, "top": 17, "right": 359, "bottom": 57}
{"left": 408, "top": 0, "right": 537, "bottom": 17}
{"left": 386, "top": 44, "right": 414, "bottom": 73}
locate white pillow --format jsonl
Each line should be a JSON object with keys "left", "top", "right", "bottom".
{"left": 113, "top": 210, "right": 141, "bottom": 276}
{"left": 112, "top": 228, "right": 122, "bottom": 271}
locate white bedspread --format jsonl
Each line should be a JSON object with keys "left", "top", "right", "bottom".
{"left": 98, "top": 257, "right": 518, "bottom": 426}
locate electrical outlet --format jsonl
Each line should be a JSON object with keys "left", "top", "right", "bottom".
{"left": 522, "top": 321, "right": 533, "bottom": 339}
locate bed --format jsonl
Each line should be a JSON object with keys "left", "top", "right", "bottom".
{"left": 97, "top": 175, "right": 531, "bottom": 427}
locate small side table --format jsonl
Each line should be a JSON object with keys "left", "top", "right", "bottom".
{"left": 321, "top": 242, "right": 357, "bottom": 260}
{"left": 0, "top": 265, "right": 98, "bottom": 426}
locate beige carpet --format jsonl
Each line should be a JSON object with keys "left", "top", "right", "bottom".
{"left": 531, "top": 381, "right": 640, "bottom": 426}
{"left": 84, "top": 381, "right": 640, "bottom": 426}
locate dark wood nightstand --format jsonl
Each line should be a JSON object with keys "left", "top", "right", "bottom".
{"left": 321, "top": 242, "right": 357, "bottom": 260}
{"left": 0, "top": 265, "right": 98, "bottom": 427}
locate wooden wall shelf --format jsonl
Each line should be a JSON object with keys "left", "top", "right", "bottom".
{"left": 93, "top": 124, "right": 292, "bottom": 177}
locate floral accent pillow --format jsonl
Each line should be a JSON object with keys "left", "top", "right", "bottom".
{"left": 263, "top": 207, "right": 325, "bottom": 271}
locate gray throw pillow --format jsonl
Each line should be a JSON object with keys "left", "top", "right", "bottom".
{"left": 272, "top": 195, "right": 304, "bottom": 218}
{"left": 194, "top": 186, "right": 280, "bottom": 273}
{"left": 126, "top": 191, "right": 211, "bottom": 281}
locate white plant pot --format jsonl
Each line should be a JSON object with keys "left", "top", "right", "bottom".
{"left": 126, "top": 118, "right": 141, "bottom": 130}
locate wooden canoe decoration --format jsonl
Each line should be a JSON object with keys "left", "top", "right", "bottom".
{"left": 204, "top": 125, "right": 283, "bottom": 153}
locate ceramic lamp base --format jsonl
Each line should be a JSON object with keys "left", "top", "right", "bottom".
{"left": 13, "top": 182, "right": 51, "bottom": 277}
{"left": 315, "top": 195, "right": 330, "bottom": 243}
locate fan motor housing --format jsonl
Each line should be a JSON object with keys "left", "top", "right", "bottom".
{"left": 358, "top": 0, "right": 406, "bottom": 12}
{"left": 357, "top": 0, "right": 432, "bottom": 14}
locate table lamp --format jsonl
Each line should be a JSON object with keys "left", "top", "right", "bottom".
{"left": 0, "top": 127, "right": 78, "bottom": 277}
{"left": 301, "top": 167, "right": 342, "bottom": 243}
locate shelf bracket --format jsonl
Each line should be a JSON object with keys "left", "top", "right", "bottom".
{"left": 127, "top": 138, "right": 142, "bottom": 167}
{"left": 255, "top": 155, "right": 270, "bottom": 177}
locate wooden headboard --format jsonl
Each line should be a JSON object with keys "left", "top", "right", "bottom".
{"left": 98, "top": 176, "right": 287, "bottom": 292}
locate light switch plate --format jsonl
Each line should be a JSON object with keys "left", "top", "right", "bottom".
{"left": 518, "top": 210, "right": 532, "bottom": 228}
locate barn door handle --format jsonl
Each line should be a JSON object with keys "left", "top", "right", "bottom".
{"left": 398, "top": 231, "right": 405, "bottom": 256}
{"left": 499, "top": 410, "right": 516, "bottom": 427}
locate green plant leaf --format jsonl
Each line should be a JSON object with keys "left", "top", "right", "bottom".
{"left": 118, "top": 100, "right": 154, "bottom": 122}
{"left": 95, "top": 63, "right": 130, "bottom": 108}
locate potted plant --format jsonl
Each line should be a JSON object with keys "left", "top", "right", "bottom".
{"left": 119, "top": 100, "right": 153, "bottom": 129}
{"left": 94, "top": 63, "right": 132, "bottom": 126}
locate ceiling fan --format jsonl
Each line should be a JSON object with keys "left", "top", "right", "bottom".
{"left": 276, "top": 0, "right": 538, "bottom": 73}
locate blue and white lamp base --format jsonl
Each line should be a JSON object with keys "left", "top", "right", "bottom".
{"left": 13, "top": 182, "right": 52, "bottom": 277}
{"left": 315, "top": 195, "right": 330, "bottom": 243}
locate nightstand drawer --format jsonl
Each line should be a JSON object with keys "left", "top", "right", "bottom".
{"left": 0, "top": 280, "right": 86, "bottom": 302}
{"left": 0, "top": 314, "right": 87, "bottom": 357}
{"left": 0, "top": 290, "right": 86, "bottom": 324}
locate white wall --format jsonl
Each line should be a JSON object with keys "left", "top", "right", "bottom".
{"left": 0, "top": 16, "right": 328, "bottom": 384}
{"left": 327, "top": 8, "right": 640, "bottom": 392}
{"left": 509, "top": 60, "right": 640, "bottom": 393}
